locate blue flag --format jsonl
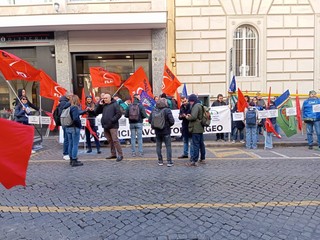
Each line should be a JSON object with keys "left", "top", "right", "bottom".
{"left": 274, "top": 89, "right": 290, "bottom": 108}
{"left": 140, "top": 90, "right": 156, "bottom": 116}
{"left": 182, "top": 83, "right": 188, "bottom": 98}
{"left": 228, "top": 76, "right": 236, "bottom": 93}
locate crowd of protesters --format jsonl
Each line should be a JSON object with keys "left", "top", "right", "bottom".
{"left": 12, "top": 88, "right": 320, "bottom": 167}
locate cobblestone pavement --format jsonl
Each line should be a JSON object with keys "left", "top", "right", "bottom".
{"left": 1, "top": 138, "right": 320, "bottom": 240}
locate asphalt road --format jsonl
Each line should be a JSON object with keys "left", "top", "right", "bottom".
{"left": 1, "top": 139, "right": 320, "bottom": 240}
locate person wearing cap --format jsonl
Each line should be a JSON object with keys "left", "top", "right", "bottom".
{"left": 302, "top": 90, "right": 320, "bottom": 150}
{"left": 186, "top": 94, "right": 206, "bottom": 166}
{"left": 85, "top": 96, "right": 101, "bottom": 154}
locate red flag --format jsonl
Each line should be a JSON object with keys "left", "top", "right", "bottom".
{"left": 237, "top": 88, "right": 248, "bottom": 112}
{"left": 89, "top": 67, "right": 121, "bottom": 88}
{"left": 296, "top": 89, "right": 303, "bottom": 131}
{"left": 39, "top": 71, "right": 67, "bottom": 101}
{"left": 91, "top": 90, "right": 97, "bottom": 103}
{"left": 265, "top": 118, "right": 281, "bottom": 138}
{"left": 81, "top": 88, "right": 86, "bottom": 110}
{"left": 44, "top": 100, "right": 59, "bottom": 131}
{"left": 162, "top": 64, "right": 181, "bottom": 96}
{"left": 86, "top": 119, "right": 99, "bottom": 141}
{"left": 174, "top": 90, "right": 181, "bottom": 109}
{"left": 0, "top": 50, "right": 41, "bottom": 81}
{"left": 0, "top": 118, "right": 34, "bottom": 189}
{"left": 267, "top": 87, "right": 271, "bottom": 109}
{"left": 124, "top": 66, "right": 154, "bottom": 97}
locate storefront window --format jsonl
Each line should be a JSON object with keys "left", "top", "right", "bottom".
{"left": 72, "top": 52, "right": 151, "bottom": 100}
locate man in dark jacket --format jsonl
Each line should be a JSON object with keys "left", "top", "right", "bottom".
{"left": 186, "top": 94, "right": 206, "bottom": 166}
{"left": 148, "top": 98, "right": 175, "bottom": 167}
{"left": 95, "top": 93, "right": 123, "bottom": 162}
{"left": 178, "top": 95, "right": 193, "bottom": 158}
{"left": 125, "top": 93, "right": 148, "bottom": 157}
{"left": 57, "top": 94, "right": 71, "bottom": 160}
{"left": 211, "top": 93, "right": 227, "bottom": 141}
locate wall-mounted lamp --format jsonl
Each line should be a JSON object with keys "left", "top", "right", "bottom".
{"left": 170, "top": 56, "right": 176, "bottom": 67}
{"left": 49, "top": 47, "right": 55, "bottom": 58}
{"left": 54, "top": 2, "right": 60, "bottom": 12}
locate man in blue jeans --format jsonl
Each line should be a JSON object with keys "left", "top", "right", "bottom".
{"left": 302, "top": 90, "right": 320, "bottom": 150}
{"left": 125, "top": 94, "right": 148, "bottom": 157}
{"left": 186, "top": 94, "right": 206, "bottom": 166}
{"left": 148, "top": 97, "right": 175, "bottom": 167}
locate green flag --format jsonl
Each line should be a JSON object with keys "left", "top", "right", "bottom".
{"left": 277, "top": 99, "right": 297, "bottom": 137}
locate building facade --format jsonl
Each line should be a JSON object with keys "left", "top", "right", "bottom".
{"left": 169, "top": 0, "right": 320, "bottom": 100}
{"left": 0, "top": 0, "right": 166, "bottom": 112}
{"left": 1, "top": 0, "right": 320, "bottom": 113}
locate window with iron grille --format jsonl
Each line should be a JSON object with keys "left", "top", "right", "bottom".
{"left": 233, "top": 25, "right": 258, "bottom": 77}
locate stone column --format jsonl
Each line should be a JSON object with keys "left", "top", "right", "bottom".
{"left": 152, "top": 29, "right": 166, "bottom": 96}
{"left": 54, "top": 31, "right": 72, "bottom": 93}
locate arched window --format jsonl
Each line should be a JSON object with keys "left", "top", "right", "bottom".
{"left": 233, "top": 25, "right": 258, "bottom": 77}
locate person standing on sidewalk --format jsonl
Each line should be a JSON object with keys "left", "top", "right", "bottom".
{"left": 264, "top": 100, "right": 276, "bottom": 150}
{"left": 302, "top": 90, "right": 320, "bottom": 150}
{"left": 148, "top": 98, "right": 175, "bottom": 167}
{"left": 125, "top": 93, "right": 148, "bottom": 157}
{"left": 245, "top": 101, "right": 259, "bottom": 149}
{"left": 178, "top": 95, "right": 194, "bottom": 159}
{"left": 63, "top": 95, "right": 84, "bottom": 167}
{"left": 186, "top": 94, "right": 206, "bottom": 166}
{"left": 95, "top": 93, "right": 123, "bottom": 162}
{"left": 84, "top": 96, "right": 101, "bottom": 154}
{"left": 57, "top": 94, "right": 71, "bottom": 160}
{"left": 211, "top": 94, "right": 226, "bottom": 141}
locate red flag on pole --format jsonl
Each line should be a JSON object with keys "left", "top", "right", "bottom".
{"left": 81, "top": 88, "right": 86, "bottom": 110}
{"left": 0, "top": 118, "right": 34, "bottom": 189}
{"left": 265, "top": 118, "right": 282, "bottom": 138}
{"left": 237, "top": 88, "right": 248, "bottom": 112}
{"left": 123, "top": 66, "right": 154, "bottom": 97}
{"left": 44, "top": 100, "right": 59, "bottom": 131}
{"left": 162, "top": 64, "right": 181, "bottom": 96}
{"left": 39, "top": 71, "right": 67, "bottom": 101}
{"left": 89, "top": 67, "right": 121, "bottom": 88}
{"left": 296, "top": 89, "right": 303, "bottom": 131}
{"left": 0, "top": 50, "right": 41, "bottom": 81}
{"left": 267, "top": 87, "right": 271, "bottom": 109}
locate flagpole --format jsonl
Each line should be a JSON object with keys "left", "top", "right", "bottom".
{"left": 112, "top": 82, "right": 125, "bottom": 98}
{"left": 5, "top": 80, "right": 23, "bottom": 106}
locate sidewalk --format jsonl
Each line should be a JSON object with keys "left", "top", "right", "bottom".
{"left": 41, "top": 131, "right": 309, "bottom": 150}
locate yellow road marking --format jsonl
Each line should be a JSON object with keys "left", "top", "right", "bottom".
{"left": 1, "top": 200, "right": 319, "bottom": 213}
{"left": 207, "top": 148, "right": 257, "bottom": 159}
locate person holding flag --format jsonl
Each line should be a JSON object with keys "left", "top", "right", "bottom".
{"left": 302, "top": 90, "right": 320, "bottom": 150}
{"left": 84, "top": 96, "right": 101, "bottom": 154}
{"left": 264, "top": 100, "right": 277, "bottom": 150}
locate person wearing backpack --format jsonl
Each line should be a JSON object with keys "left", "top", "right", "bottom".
{"left": 56, "top": 94, "right": 71, "bottom": 161}
{"left": 125, "top": 93, "right": 148, "bottom": 157}
{"left": 148, "top": 98, "right": 175, "bottom": 167}
{"left": 186, "top": 94, "right": 206, "bottom": 166}
{"left": 63, "top": 94, "right": 83, "bottom": 167}
{"left": 95, "top": 93, "right": 123, "bottom": 162}
{"left": 84, "top": 96, "right": 101, "bottom": 154}
{"left": 245, "top": 101, "right": 258, "bottom": 149}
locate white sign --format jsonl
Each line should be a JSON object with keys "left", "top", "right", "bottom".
{"left": 59, "top": 106, "right": 232, "bottom": 143}
{"left": 40, "top": 116, "right": 51, "bottom": 125}
{"left": 28, "top": 116, "right": 40, "bottom": 124}
{"left": 258, "top": 110, "right": 268, "bottom": 119}
{"left": 232, "top": 112, "right": 244, "bottom": 121}
{"left": 268, "top": 109, "right": 278, "bottom": 118}
{"left": 286, "top": 107, "right": 297, "bottom": 116}
{"left": 313, "top": 104, "right": 320, "bottom": 113}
